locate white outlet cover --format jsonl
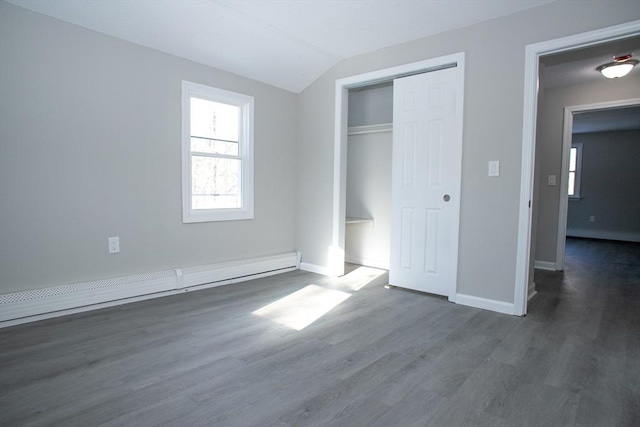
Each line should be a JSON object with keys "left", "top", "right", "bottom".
{"left": 488, "top": 160, "right": 500, "bottom": 177}
{"left": 108, "top": 236, "right": 120, "bottom": 254}
{"left": 548, "top": 175, "right": 556, "bottom": 186}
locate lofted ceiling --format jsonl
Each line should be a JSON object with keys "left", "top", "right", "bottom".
{"left": 6, "top": 0, "right": 556, "bottom": 93}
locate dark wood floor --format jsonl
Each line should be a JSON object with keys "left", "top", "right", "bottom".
{"left": 1, "top": 237, "right": 638, "bottom": 426}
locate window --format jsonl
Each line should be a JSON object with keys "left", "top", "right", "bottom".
{"left": 568, "top": 142, "right": 582, "bottom": 198}
{"left": 182, "top": 81, "right": 254, "bottom": 222}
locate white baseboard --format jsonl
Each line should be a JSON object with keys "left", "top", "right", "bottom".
{"left": 528, "top": 282, "right": 538, "bottom": 301}
{"left": 566, "top": 229, "right": 640, "bottom": 242}
{"left": 455, "top": 293, "right": 515, "bottom": 315}
{"left": 534, "top": 260, "right": 557, "bottom": 271}
{"left": 344, "top": 255, "right": 389, "bottom": 270}
{"left": 0, "top": 251, "right": 300, "bottom": 327}
{"left": 299, "top": 262, "right": 330, "bottom": 276}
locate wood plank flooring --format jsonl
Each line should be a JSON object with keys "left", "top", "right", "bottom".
{"left": 1, "top": 237, "right": 638, "bottom": 426}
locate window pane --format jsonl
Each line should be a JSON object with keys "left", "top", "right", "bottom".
{"left": 191, "top": 156, "right": 241, "bottom": 209}
{"left": 568, "top": 171, "right": 575, "bottom": 196}
{"left": 569, "top": 147, "right": 577, "bottom": 172}
{"left": 191, "top": 137, "right": 238, "bottom": 156}
{"left": 190, "top": 97, "right": 239, "bottom": 142}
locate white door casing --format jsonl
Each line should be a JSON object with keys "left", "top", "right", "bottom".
{"left": 556, "top": 99, "right": 640, "bottom": 271}
{"left": 515, "top": 20, "right": 639, "bottom": 316}
{"left": 389, "top": 67, "right": 463, "bottom": 299}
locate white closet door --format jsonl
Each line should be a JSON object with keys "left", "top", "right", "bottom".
{"left": 389, "top": 67, "right": 463, "bottom": 299}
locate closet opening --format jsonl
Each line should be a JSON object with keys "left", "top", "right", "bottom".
{"left": 345, "top": 82, "right": 393, "bottom": 273}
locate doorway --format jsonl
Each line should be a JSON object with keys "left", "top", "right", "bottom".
{"left": 331, "top": 52, "right": 465, "bottom": 304}
{"left": 515, "top": 20, "right": 640, "bottom": 316}
{"left": 344, "top": 82, "right": 393, "bottom": 271}
{"left": 555, "top": 101, "right": 640, "bottom": 270}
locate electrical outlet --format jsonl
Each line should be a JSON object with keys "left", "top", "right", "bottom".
{"left": 108, "top": 236, "right": 120, "bottom": 254}
{"left": 488, "top": 160, "right": 500, "bottom": 177}
{"left": 547, "top": 175, "right": 556, "bottom": 186}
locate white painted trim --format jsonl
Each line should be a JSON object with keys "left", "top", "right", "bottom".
{"left": 300, "top": 262, "right": 331, "bottom": 276}
{"left": 181, "top": 80, "right": 255, "bottom": 223}
{"left": 0, "top": 268, "right": 299, "bottom": 329}
{"left": 178, "top": 252, "right": 297, "bottom": 288}
{"left": 455, "top": 293, "right": 515, "bottom": 316}
{"left": 348, "top": 123, "right": 392, "bottom": 135}
{"left": 534, "top": 261, "right": 557, "bottom": 271}
{"left": 556, "top": 98, "right": 640, "bottom": 270}
{"left": 515, "top": 20, "right": 640, "bottom": 317}
{"left": 331, "top": 82, "right": 349, "bottom": 277}
{"left": 566, "top": 229, "right": 640, "bottom": 242}
{"left": 344, "top": 255, "right": 390, "bottom": 270}
{"left": 528, "top": 285, "right": 538, "bottom": 301}
{"left": 0, "top": 252, "right": 298, "bottom": 327}
{"left": 333, "top": 52, "right": 465, "bottom": 290}
{"left": 567, "top": 142, "right": 584, "bottom": 200}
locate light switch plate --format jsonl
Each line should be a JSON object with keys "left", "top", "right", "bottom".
{"left": 488, "top": 160, "right": 500, "bottom": 177}
{"left": 548, "top": 175, "right": 556, "bottom": 186}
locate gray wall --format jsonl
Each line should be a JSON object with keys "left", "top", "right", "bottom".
{"left": 534, "top": 77, "right": 640, "bottom": 264}
{"left": 348, "top": 83, "right": 393, "bottom": 127}
{"left": 566, "top": 130, "right": 640, "bottom": 238}
{"left": 0, "top": 2, "right": 297, "bottom": 294}
{"left": 295, "top": 0, "right": 640, "bottom": 303}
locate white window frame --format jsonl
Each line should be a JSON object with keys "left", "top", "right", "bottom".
{"left": 568, "top": 142, "right": 583, "bottom": 199}
{"left": 182, "top": 81, "right": 254, "bottom": 222}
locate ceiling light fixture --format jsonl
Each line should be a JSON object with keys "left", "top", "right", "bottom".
{"left": 597, "top": 54, "right": 638, "bottom": 79}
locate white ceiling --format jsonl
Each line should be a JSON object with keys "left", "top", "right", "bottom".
{"left": 6, "top": 0, "right": 556, "bottom": 93}
{"left": 540, "top": 36, "right": 640, "bottom": 134}
{"left": 541, "top": 36, "right": 640, "bottom": 88}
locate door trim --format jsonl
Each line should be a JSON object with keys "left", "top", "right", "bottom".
{"left": 556, "top": 98, "right": 640, "bottom": 270}
{"left": 515, "top": 20, "right": 640, "bottom": 316}
{"left": 331, "top": 52, "right": 465, "bottom": 277}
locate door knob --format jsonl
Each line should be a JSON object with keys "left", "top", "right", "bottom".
{"left": 443, "top": 194, "right": 451, "bottom": 202}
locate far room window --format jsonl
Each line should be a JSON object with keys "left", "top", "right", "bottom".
{"left": 182, "top": 81, "right": 254, "bottom": 222}
{"left": 568, "top": 142, "right": 582, "bottom": 198}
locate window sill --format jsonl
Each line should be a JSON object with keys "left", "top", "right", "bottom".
{"left": 183, "top": 208, "right": 254, "bottom": 223}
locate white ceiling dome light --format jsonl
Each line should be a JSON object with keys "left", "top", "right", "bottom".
{"left": 597, "top": 54, "right": 638, "bottom": 79}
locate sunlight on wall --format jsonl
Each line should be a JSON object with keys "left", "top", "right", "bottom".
{"left": 252, "top": 285, "right": 351, "bottom": 331}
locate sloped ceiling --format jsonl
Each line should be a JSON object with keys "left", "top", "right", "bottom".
{"left": 5, "top": 0, "right": 555, "bottom": 93}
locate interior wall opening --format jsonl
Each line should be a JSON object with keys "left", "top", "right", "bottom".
{"left": 345, "top": 82, "right": 393, "bottom": 272}
{"left": 528, "top": 33, "right": 640, "bottom": 307}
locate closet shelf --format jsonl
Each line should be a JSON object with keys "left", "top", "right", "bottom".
{"left": 346, "top": 216, "right": 374, "bottom": 225}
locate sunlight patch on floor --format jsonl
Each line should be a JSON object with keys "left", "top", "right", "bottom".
{"left": 338, "top": 266, "right": 386, "bottom": 292}
{"left": 252, "top": 285, "right": 351, "bottom": 331}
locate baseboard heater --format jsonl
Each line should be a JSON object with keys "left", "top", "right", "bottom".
{"left": 0, "top": 251, "right": 301, "bottom": 327}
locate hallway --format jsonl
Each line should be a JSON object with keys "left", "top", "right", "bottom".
{"left": 530, "top": 237, "right": 640, "bottom": 425}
